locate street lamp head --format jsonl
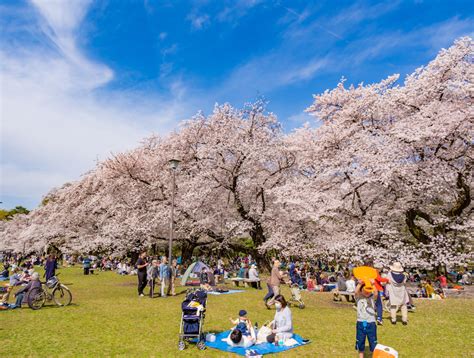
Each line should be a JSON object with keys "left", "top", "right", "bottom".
{"left": 168, "top": 159, "right": 181, "bottom": 170}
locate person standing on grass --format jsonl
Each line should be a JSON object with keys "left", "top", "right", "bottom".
{"left": 167, "top": 259, "right": 178, "bottom": 296}
{"left": 82, "top": 255, "right": 91, "bottom": 275}
{"left": 355, "top": 280, "right": 378, "bottom": 358}
{"left": 267, "top": 260, "right": 283, "bottom": 306}
{"left": 44, "top": 254, "right": 57, "bottom": 281}
{"left": 136, "top": 252, "right": 148, "bottom": 297}
{"left": 147, "top": 260, "right": 159, "bottom": 298}
{"left": 435, "top": 273, "right": 448, "bottom": 288}
{"left": 159, "top": 256, "right": 170, "bottom": 297}
{"left": 263, "top": 257, "right": 276, "bottom": 308}
{"left": 387, "top": 262, "right": 409, "bottom": 325}
{"left": 373, "top": 264, "right": 389, "bottom": 326}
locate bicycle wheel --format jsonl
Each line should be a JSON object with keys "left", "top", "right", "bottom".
{"left": 52, "top": 284, "right": 72, "bottom": 306}
{"left": 28, "top": 287, "right": 46, "bottom": 310}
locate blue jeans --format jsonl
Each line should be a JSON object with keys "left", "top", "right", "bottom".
{"left": 376, "top": 291, "right": 383, "bottom": 321}
{"left": 263, "top": 283, "right": 274, "bottom": 302}
{"left": 355, "top": 321, "right": 377, "bottom": 352}
{"left": 15, "top": 292, "right": 25, "bottom": 307}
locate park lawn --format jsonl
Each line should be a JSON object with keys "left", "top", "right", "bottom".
{"left": 1, "top": 267, "right": 473, "bottom": 357}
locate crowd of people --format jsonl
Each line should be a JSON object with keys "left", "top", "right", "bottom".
{"left": 1, "top": 250, "right": 472, "bottom": 355}
{"left": 0, "top": 254, "right": 58, "bottom": 309}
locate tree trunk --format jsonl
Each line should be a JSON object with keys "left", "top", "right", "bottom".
{"left": 250, "top": 223, "right": 270, "bottom": 271}
{"left": 405, "top": 208, "right": 432, "bottom": 244}
{"left": 180, "top": 239, "right": 197, "bottom": 265}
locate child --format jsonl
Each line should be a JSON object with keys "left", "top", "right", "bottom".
{"left": 306, "top": 275, "right": 316, "bottom": 291}
{"left": 424, "top": 279, "right": 435, "bottom": 298}
{"left": 229, "top": 309, "right": 250, "bottom": 336}
{"left": 355, "top": 280, "right": 378, "bottom": 358}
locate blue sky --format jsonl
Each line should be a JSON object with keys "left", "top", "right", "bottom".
{"left": 1, "top": 0, "right": 473, "bottom": 210}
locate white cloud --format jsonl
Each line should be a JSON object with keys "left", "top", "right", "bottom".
{"left": 344, "top": 17, "right": 474, "bottom": 66}
{"left": 288, "top": 111, "right": 314, "bottom": 125}
{"left": 187, "top": 13, "right": 210, "bottom": 30}
{"left": 0, "top": 1, "right": 192, "bottom": 209}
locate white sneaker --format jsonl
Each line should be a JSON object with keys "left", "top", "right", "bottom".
{"left": 139, "top": 294, "right": 144, "bottom": 297}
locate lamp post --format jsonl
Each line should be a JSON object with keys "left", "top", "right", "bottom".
{"left": 168, "top": 159, "right": 180, "bottom": 278}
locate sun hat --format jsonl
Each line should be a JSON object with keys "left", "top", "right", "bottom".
{"left": 239, "top": 309, "right": 247, "bottom": 317}
{"left": 390, "top": 262, "right": 404, "bottom": 272}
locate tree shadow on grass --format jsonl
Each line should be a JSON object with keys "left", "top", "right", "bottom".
{"left": 31, "top": 302, "right": 80, "bottom": 310}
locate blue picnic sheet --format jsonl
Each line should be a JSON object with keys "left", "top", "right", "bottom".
{"left": 207, "top": 290, "right": 245, "bottom": 295}
{"left": 205, "top": 330, "right": 309, "bottom": 356}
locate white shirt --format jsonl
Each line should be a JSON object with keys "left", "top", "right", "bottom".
{"left": 248, "top": 268, "right": 259, "bottom": 280}
{"left": 273, "top": 306, "right": 293, "bottom": 334}
{"left": 345, "top": 279, "right": 356, "bottom": 292}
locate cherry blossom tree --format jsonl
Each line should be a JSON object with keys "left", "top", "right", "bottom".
{"left": 1, "top": 37, "right": 471, "bottom": 271}
{"left": 265, "top": 37, "right": 473, "bottom": 269}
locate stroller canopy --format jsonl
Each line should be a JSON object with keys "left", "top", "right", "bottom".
{"left": 181, "top": 261, "right": 210, "bottom": 286}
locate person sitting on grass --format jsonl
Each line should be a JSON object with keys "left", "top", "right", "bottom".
{"left": 0, "top": 263, "right": 9, "bottom": 281}
{"left": 13, "top": 272, "right": 42, "bottom": 308}
{"left": 355, "top": 280, "right": 378, "bottom": 358}
{"left": 9, "top": 267, "right": 22, "bottom": 287}
{"left": 333, "top": 272, "right": 348, "bottom": 301}
{"left": 267, "top": 295, "right": 293, "bottom": 343}
{"left": 306, "top": 274, "right": 316, "bottom": 291}
{"left": 199, "top": 267, "right": 211, "bottom": 291}
{"left": 19, "top": 268, "right": 32, "bottom": 283}
{"left": 0, "top": 285, "right": 13, "bottom": 309}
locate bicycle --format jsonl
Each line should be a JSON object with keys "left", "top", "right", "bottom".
{"left": 27, "top": 274, "right": 72, "bottom": 310}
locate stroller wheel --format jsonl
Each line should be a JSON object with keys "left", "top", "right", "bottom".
{"left": 178, "top": 341, "right": 186, "bottom": 351}
{"left": 299, "top": 302, "right": 305, "bottom": 309}
{"left": 197, "top": 340, "right": 206, "bottom": 350}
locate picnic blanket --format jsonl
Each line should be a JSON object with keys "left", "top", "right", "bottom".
{"left": 207, "top": 290, "right": 245, "bottom": 296}
{"left": 205, "top": 330, "right": 309, "bottom": 356}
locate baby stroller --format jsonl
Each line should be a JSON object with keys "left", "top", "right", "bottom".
{"left": 178, "top": 289, "right": 208, "bottom": 351}
{"left": 287, "top": 282, "right": 305, "bottom": 309}
{"left": 290, "top": 271, "right": 304, "bottom": 288}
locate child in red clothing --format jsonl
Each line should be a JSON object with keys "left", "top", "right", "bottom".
{"left": 374, "top": 269, "right": 388, "bottom": 325}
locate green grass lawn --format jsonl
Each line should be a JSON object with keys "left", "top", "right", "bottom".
{"left": 1, "top": 267, "right": 473, "bottom": 357}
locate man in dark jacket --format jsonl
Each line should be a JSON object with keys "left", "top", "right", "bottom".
{"left": 44, "top": 255, "right": 57, "bottom": 281}
{"left": 136, "top": 252, "right": 148, "bottom": 297}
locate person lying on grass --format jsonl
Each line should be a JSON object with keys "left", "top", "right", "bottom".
{"left": 355, "top": 280, "right": 378, "bottom": 358}
{"left": 230, "top": 309, "right": 252, "bottom": 336}
{"left": 227, "top": 309, "right": 257, "bottom": 348}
